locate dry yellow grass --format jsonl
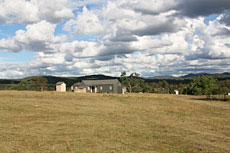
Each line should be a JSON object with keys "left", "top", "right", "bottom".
{"left": 0, "top": 91, "right": 229, "bottom": 153}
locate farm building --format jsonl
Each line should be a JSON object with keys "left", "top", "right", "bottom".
{"left": 72, "top": 79, "right": 126, "bottom": 94}
{"left": 56, "top": 82, "right": 66, "bottom": 92}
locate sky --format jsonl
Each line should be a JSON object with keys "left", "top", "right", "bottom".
{"left": 0, "top": 0, "right": 230, "bottom": 79}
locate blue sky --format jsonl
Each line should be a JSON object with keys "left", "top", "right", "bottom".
{"left": 0, "top": 0, "right": 230, "bottom": 78}
{"left": 0, "top": 24, "right": 34, "bottom": 63}
{"left": 0, "top": 24, "right": 26, "bottom": 38}
{"left": 0, "top": 51, "right": 35, "bottom": 62}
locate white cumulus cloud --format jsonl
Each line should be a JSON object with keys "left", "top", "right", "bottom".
{"left": 0, "top": 0, "right": 73, "bottom": 24}
{"left": 1, "top": 0, "right": 230, "bottom": 78}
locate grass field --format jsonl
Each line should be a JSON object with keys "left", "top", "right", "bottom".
{"left": 0, "top": 91, "right": 229, "bottom": 153}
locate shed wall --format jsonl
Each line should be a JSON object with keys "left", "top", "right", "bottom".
{"left": 56, "top": 84, "right": 66, "bottom": 92}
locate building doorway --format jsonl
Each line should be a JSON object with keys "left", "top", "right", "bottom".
{"left": 91, "top": 86, "right": 98, "bottom": 93}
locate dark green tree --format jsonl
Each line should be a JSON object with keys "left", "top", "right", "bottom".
{"left": 159, "top": 80, "right": 169, "bottom": 94}
{"left": 120, "top": 72, "right": 145, "bottom": 93}
{"left": 142, "top": 83, "right": 152, "bottom": 93}
{"left": 10, "top": 80, "right": 30, "bottom": 90}
{"left": 178, "top": 83, "right": 186, "bottom": 94}
{"left": 225, "top": 80, "right": 230, "bottom": 93}
{"left": 187, "top": 75, "right": 219, "bottom": 99}
{"left": 18, "top": 80, "right": 30, "bottom": 90}
{"left": 30, "top": 76, "right": 47, "bottom": 91}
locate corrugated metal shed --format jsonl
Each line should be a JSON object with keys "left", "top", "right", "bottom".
{"left": 72, "top": 79, "right": 125, "bottom": 94}
{"left": 82, "top": 79, "right": 121, "bottom": 86}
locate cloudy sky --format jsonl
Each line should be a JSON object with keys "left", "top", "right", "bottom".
{"left": 0, "top": 0, "right": 230, "bottom": 78}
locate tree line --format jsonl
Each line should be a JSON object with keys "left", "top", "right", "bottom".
{"left": 10, "top": 76, "right": 52, "bottom": 91}
{"left": 120, "top": 72, "right": 230, "bottom": 98}
{"left": 7, "top": 73, "right": 230, "bottom": 99}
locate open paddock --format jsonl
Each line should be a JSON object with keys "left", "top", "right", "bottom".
{"left": 0, "top": 91, "right": 229, "bottom": 153}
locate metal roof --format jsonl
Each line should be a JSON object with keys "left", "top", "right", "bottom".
{"left": 82, "top": 79, "right": 121, "bottom": 86}
{"left": 73, "top": 79, "right": 121, "bottom": 87}
{"left": 72, "top": 82, "right": 85, "bottom": 88}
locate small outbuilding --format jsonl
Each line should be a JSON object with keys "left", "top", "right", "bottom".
{"left": 72, "top": 79, "right": 126, "bottom": 94}
{"left": 174, "top": 90, "right": 179, "bottom": 95}
{"left": 56, "top": 82, "right": 66, "bottom": 92}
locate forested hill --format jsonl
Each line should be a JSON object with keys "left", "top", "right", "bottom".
{"left": 181, "top": 72, "right": 230, "bottom": 79}
{"left": 0, "top": 75, "right": 118, "bottom": 87}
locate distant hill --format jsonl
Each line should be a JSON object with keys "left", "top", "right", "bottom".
{"left": 0, "top": 79, "right": 20, "bottom": 84}
{"left": 148, "top": 72, "right": 230, "bottom": 80}
{"left": 180, "top": 72, "right": 230, "bottom": 79}
{"left": 147, "top": 75, "right": 177, "bottom": 80}
{"left": 181, "top": 73, "right": 210, "bottom": 78}
{"left": 36, "top": 75, "right": 118, "bottom": 87}
{"left": 223, "top": 72, "right": 230, "bottom": 75}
